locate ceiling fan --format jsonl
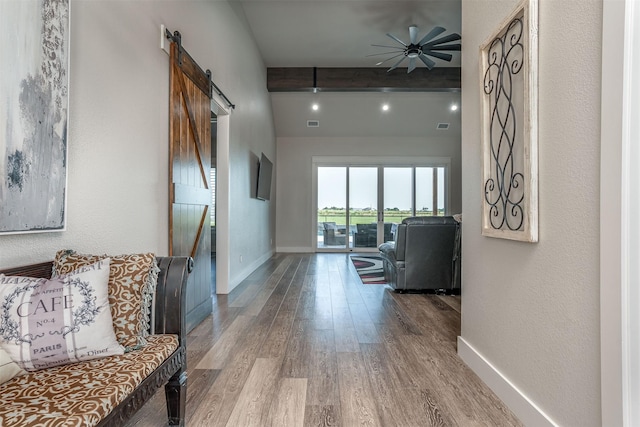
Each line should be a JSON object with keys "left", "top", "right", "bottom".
{"left": 369, "top": 25, "right": 461, "bottom": 73}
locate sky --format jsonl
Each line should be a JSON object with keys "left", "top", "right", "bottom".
{"left": 318, "top": 166, "right": 444, "bottom": 211}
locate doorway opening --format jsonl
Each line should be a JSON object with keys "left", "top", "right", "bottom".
{"left": 210, "top": 113, "right": 217, "bottom": 294}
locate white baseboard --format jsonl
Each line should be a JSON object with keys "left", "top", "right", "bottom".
{"left": 457, "top": 336, "right": 559, "bottom": 427}
{"left": 228, "top": 250, "right": 274, "bottom": 293}
{"left": 276, "top": 246, "right": 314, "bottom": 253}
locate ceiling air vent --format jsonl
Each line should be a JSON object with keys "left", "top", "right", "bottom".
{"left": 307, "top": 120, "right": 320, "bottom": 128}
{"left": 437, "top": 123, "right": 450, "bottom": 130}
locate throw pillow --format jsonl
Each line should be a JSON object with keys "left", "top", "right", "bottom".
{"left": 53, "top": 250, "right": 159, "bottom": 351}
{"left": 0, "top": 259, "right": 124, "bottom": 371}
{"left": 0, "top": 348, "right": 23, "bottom": 384}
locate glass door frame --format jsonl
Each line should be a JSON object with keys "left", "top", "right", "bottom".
{"left": 312, "top": 156, "right": 451, "bottom": 253}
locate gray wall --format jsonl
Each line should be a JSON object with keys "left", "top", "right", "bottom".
{"left": 460, "top": 0, "right": 602, "bottom": 425}
{"left": 0, "top": 0, "right": 276, "bottom": 296}
{"left": 276, "top": 136, "right": 461, "bottom": 251}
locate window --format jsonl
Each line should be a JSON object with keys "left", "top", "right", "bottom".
{"left": 315, "top": 159, "right": 449, "bottom": 251}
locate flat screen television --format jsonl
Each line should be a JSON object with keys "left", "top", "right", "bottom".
{"left": 256, "top": 153, "right": 273, "bottom": 201}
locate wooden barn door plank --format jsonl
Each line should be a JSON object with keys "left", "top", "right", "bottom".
{"left": 169, "top": 39, "right": 212, "bottom": 332}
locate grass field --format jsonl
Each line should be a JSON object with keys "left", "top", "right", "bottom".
{"left": 317, "top": 209, "right": 443, "bottom": 228}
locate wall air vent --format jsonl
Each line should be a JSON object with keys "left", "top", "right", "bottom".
{"left": 437, "top": 123, "right": 450, "bottom": 130}
{"left": 307, "top": 120, "right": 320, "bottom": 128}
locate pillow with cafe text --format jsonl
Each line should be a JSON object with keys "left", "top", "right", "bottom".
{"left": 0, "top": 258, "right": 124, "bottom": 371}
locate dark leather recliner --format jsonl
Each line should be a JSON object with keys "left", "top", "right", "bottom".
{"left": 379, "top": 216, "right": 461, "bottom": 293}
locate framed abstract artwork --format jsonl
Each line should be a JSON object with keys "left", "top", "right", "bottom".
{"left": 480, "top": 0, "right": 538, "bottom": 242}
{"left": 0, "top": 0, "right": 69, "bottom": 234}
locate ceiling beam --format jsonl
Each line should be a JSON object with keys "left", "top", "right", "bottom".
{"left": 267, "top": 67, "right": 461, "bottom": 92}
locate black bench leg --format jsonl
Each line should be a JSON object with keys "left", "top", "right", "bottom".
{"left": 165, "top": 370, "right": 187, "bottom": 426}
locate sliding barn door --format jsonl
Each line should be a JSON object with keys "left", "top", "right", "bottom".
{"left": 168, "top": 39, "right": 212, "bottom": 332}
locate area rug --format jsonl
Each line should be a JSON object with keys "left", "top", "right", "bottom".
{"left": 351, "top": 255, "right": 386, "bottom": 284}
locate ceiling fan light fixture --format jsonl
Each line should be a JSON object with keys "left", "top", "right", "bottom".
{"left": 406, "top": 46, "right": 421, "bottom": 58}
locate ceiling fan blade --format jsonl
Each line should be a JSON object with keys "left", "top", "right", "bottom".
{"left": 367, "top": 51, "right": 406, "bottom": 57}
{"left": 387, "top": 56, "right": 406, "bottom": 72}
{"left": 424, "top": 33, "right": 462, "bottom": 47}
{"left": 424, "top": 51, "right": 453, "bottom": 61}
{"left": 409, "top": 25, "right": 419, "bottom": 44}
{"left": 418, "top": 26, "right": 446, "bottom": 46}
{"left": 371, "top": 44, "right": 406, "bottom": 50}
{"left": 419, "top": 55, "right": 436, "bottom": 70}
{"left": 428, "top": 43, "right": 461, "bottom": 51}
{"left": 407, "top": 57, "right": 417, "bottom": 73}
{"left": 386, "top": 32, "right": 407, "bottom": 47}
{"left": 375, "top": 53, "right": 406, "bottom": 65}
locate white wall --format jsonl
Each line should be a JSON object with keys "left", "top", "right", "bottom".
{"left": 460, "top": 1, "right": 602, "bottom": 426}
{"left": 276, "top": 135, "right": 461, "bottom": 252}
{"left": 218, "top": 2, "right": 277, "bottom": 291}
{"left": 0, "top": 0, "right": 276, "bottom": 296}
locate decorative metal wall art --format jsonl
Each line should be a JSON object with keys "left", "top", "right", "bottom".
{"left": 480, "top": 0, "right": 538, "bottom": 242}
{"left": 0, "top": 0, "right": 69, "bottom": 234}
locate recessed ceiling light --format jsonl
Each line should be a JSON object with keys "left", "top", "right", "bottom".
{"left": 382, "top": 104, "right": 390, "bottom": 111}
{"left": 312, "top": 103, "right": 319, "bottom": 111}
{"left": 450, "top": 104, "right": 458, "bottom": 112}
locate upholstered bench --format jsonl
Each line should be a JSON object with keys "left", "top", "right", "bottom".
{"left": 0, "top": 255, "right": 192, "bottom": 427}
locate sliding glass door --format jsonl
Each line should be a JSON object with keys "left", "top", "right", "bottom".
{"left": 415, "top": 167, "right": 445, "bottom": 216}
{"left": 317, "top": 167, "right": 347, "bottom": 249}
{"left": 383, "top": 167, "right": 412, "bottom": 225}
{"left": 350, "top": 167, "right": 379, "bottom": 249}
{"left": 315, "top": 159, "right": 449, "bottom": 252}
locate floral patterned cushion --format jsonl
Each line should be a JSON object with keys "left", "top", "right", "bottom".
{"left": 53, "top": 251, "right": 159, "bottom": 351}
{"left": 0, "top": 334, "right": 178, "bottom": 427}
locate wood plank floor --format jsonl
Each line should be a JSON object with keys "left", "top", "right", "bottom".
{"left": 127, "top": 253, "right": 522, "bottom": 426}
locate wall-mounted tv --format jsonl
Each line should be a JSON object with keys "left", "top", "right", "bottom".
{"left": 256, "top": 153, "right": 273, "bottom": 201}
